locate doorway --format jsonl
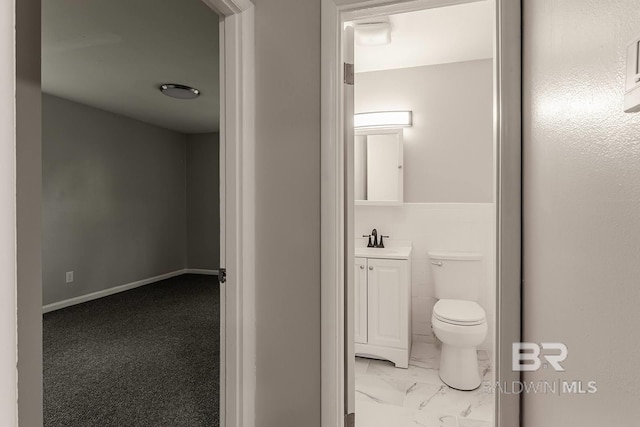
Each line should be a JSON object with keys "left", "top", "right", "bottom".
{"left": 320, "top": 0, "right": 521, "bottom": 426}
{"left": 350, "top": 3, "right": 495, "bottom": 424}
{"left": 41, "top": 0, "right": 221, "bottom": 424}
{"left": 11, "top": 0, "right": 255, "bottom": 425}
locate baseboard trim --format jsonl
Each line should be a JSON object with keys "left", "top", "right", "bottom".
{"left": 42, "top": 269, "right": 215, "bottom": 314}
{"left": 184, "top": 269, "right": 219, "bottom": 276}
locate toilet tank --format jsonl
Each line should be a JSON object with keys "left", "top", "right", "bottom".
{"left": 428, "top": 252, "right": 483, "bottom": 301}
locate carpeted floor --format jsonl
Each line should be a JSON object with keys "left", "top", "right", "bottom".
{"left": 43, "top": 274, "right": 219, "bottom": 427}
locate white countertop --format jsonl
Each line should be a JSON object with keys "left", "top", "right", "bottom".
{"left": 355, "top": 245, "right": 412, "bottom": 260}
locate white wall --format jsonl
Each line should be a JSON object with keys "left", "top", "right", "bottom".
{"left": 355, "top": 60, "right": 493, "bottom": 203}
{"left": 523, "top": 0, "right": 640, "bottom": 424}
{"left": 355, "top": 204, "right": 494, "bottom": 353}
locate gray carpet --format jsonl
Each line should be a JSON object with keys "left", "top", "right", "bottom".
{"left": 43, "top": 274, "right": 219, "bottom": 427}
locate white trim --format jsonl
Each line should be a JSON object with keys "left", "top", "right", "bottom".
{"left": 343, "top": 24, "right": 357, "bottom": 417}
{"left": 218, "top": 16, "right": 228, "bottom": 427}
{"left": 185, "top": 268, "right": 220, "bottom": 275}
{"left": 354, "top": 127, "right": 403, "bottom": 136}
{"left": 41, "top": 269, "right": 200, "bottom": 313}
{"left": 321, "top": 1, "right": 344, "bottom": 425}
{"left": 340, "top": 0, "right": 483, "bottom": 20}
{"left": 202, "top": 0, "right": 253, "bottom": 15}
{"left": 321, "top": 0, "right": 521, "bottom": 426}
{"left": 494, "top": 0, "right": 521, "bottom": 425}
{"left": 354, "top": 201, "right": 402, "bottom": 206}
{"left": 217, "top": 6, "right": 256, "bottom": 427}
{"left": 0, "top": 0, "right": 17, "bottom": 423}
{"left": 202, "top": 3, "right": 256, "bottom": 427}
{"left": 42, "top": 269, "right": 220, "bottom": 314}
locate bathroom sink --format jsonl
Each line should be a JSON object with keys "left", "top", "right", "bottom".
{"left": 355, "top": 246, "right": 412, "bottom": 259}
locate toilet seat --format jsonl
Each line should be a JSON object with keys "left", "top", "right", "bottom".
{"left": 433, "top": 299, "right": 486, "bottom": 326}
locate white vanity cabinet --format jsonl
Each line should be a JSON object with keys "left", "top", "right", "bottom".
{"left": 354, "top": 249, "right": 411, "bottom": 368}
{"left": 354, "top": 257, "right": 368, "bottom": 344}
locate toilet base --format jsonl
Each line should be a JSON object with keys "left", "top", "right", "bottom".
{"left": 439, "top": 343, "right": 481, "bottom": 391}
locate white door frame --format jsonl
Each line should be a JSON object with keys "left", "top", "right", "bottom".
{"left": 208, "top": 1, "right": 257, "bottom": 426}
{"left": 9, "top": 0, "right": 256, "bottom": 425}
{"left": 320, "top": 0, "right": 522, "bottom": 426}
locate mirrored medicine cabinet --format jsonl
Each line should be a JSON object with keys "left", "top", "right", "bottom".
{"left": 354, "top": 128, "right": 404, "bottom": 205}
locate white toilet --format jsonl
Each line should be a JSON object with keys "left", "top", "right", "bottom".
{"left": 429, "top": 251, "right": 487, "bottom": 391}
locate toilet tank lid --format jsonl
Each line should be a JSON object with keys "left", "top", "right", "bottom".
{"left": 428, "top": 251, "right": 482, "bottom": 261}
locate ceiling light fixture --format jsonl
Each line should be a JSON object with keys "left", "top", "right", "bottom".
{"left": 355, "top": 22, "right": 392, "bottom": 46}
{"left": 160, "top": 84, "right": 201, "bottom": 100}
{"left": 354, "top": 111, "right": 413, "bottom": 129}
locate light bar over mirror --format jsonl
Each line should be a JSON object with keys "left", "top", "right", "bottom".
{"left": 354, "top": 111, "right": 413, "bottom": 129}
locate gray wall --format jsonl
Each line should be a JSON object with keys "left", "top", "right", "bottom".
{"left": 254, "top": 0, "right": 321, "bottom": 424}
{"left": 355, "top": 60, "right": 493, "bottom": 203}
{"left": 187, "top": 133, "right": 220, "bottom": 270}
{"left": 42, "top": 94, "right": 187, "bottom": 305}
{"left": 16, "top": 0, "right": 42, "bottom": 423}
{"left": 523, "top": 0, "right": 640, "bottom": 424}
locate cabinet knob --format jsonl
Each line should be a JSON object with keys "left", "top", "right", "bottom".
{"left": 360, "top": 265, "right": 364, "bottom": 270}
{"left": 369, "top": 266, "right": 374, "bottom": 270}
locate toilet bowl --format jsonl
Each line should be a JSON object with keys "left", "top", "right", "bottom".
{"left": 431, "top": 299, "right": 487, "bottom": 391}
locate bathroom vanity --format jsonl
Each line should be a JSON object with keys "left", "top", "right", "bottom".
{"left": 354, "top": 245, "right": 412, "bottom": 368}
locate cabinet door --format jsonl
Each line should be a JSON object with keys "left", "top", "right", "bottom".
{"left": 365, "top": 131, "right": 403, "bottom": 203}
{"left": 354, "top": 257, "right": 368, "bottom": 344}
{"left": 367, "top": 258, "right": 408, "bottom": 349}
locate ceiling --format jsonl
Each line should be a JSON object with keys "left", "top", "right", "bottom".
{"left": 354, "top": 1, "right": 493, "bottom": 73}
{"left": 43, "top": 0, "right": 219, "bottom": 134}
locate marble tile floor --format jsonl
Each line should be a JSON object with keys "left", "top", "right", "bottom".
{"left": 355, "top": 342, "right": 494, "bottom": 427}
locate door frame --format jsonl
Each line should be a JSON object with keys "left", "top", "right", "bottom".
{"left": 9, "top": 0, "right": 256, "bottom": 425}
{"left": 211, "top": 2, "right": 256, "bottom": 427}
{"left": 320, "top": 0, "right": 522, "bottom": 426}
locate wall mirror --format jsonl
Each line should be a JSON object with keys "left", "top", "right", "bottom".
{"left": 354, "top": 128, "right": 404, "bottom": 205}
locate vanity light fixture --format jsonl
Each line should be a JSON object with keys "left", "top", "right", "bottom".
{"left": 160, "top": 84, "right": 201, "bottom": 100}
{"left": 354, "top": 111, "right": 413, "bottom": 129}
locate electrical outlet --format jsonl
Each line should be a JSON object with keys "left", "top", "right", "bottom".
{"left": 65, "top": 271, "right": 74, "bottom": 283}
